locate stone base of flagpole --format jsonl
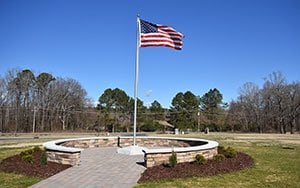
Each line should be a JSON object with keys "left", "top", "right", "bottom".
{"left": 117, "top": 145, "right": 146, "bottom": 155}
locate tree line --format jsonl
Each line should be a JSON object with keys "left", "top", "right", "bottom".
{"left": 0, "top": 69, "right": 299, "bottom": 133}
{"left": 0, "top": 69, "right": 92, "bottom": 132}
{"left": 90, "top": 72, "right": 300, "bottom": 134}
{"left": 227, "top": 72, "right": 300, "bottom": 134}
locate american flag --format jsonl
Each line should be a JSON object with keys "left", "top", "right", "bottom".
{"left": 139, "top": 19, "right": 183, "bottom": 50}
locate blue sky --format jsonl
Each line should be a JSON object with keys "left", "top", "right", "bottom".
{"left": 0, "top": 0, "right": 299, "bottom": 108}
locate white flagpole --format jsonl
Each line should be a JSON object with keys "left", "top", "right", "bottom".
{"left": 133, "top": 15, "right": 141, "bottom": 146}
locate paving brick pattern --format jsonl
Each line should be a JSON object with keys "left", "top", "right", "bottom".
{"left": 31, "top": 147, "right": 146, "bottom": 188}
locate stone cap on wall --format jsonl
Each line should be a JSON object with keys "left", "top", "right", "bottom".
{"left": 141, "top": 137, "right": 219, "bottom": 154}
{"left": 43, "top": 137, "right": 117, "bottom": 153}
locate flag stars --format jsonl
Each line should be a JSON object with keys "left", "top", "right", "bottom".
{"left": 140, "top": 20, "right": 158, "bottom": 33}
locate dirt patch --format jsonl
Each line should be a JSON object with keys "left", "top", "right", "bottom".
{"left": 138, "top": 152, "right": 254, "bottom": 183}
{"left": 0, "top": 151, "right": 71, "bottom": 178}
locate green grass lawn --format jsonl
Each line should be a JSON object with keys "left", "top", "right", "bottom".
{"left": 0, "top": 172, "right": 41, "bottom": 188}
{"left": 0, "top": 133, "right": 299, "bottom": 187}
{"left": 0, "top": 148, "right": 41, "bottom": 188}
{"left": 0, "top": 148, "right": 33, "bottom": 162}
{"left": 136, "top": 133, "right": 300, "bottom": 188}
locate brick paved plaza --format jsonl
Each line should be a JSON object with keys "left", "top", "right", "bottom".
{"left": 31, "top": 147, "right": 146, "bottom": 188}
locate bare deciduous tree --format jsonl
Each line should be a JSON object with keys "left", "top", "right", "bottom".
{"left": 0, "top": 69, "right": 90, "bottom": 133}
{"left": 228, "top": 71, "right": 300, "bottom": 134}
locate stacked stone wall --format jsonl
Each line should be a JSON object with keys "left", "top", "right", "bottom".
{"left": 61, "top": 138, "right": 117, "bottom": 148}
{"left": 47, "top": 151, "right": 80, "bottom": 166}
{"left": 119, "top": 138, "right": 193, "bottom": 148}
{"left": 144, "top": 147, "right": 218, "bottom": 167}
{"left": 44, "top": 137, "right": 218, "bottom": 167}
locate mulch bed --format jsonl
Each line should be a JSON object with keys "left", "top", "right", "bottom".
{"left": 138, "top": 152, "right": 254, "bottom": 183}
{"left": 1, "top": 150, "right": 254, "bottom": 182}
{"left": 0, "top": 151, "right": 71, "bottom": 178}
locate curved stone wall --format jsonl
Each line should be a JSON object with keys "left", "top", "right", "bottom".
{"left": 43, "top": 136, "right": 219, "bottom": 167}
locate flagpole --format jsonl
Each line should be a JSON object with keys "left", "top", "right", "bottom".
{"left": 133, "top": 15, "right": 141, "bottom": 146}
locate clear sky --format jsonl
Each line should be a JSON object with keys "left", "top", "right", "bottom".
{"left": 0, "top": 0, "right": 299, "bottom": 108}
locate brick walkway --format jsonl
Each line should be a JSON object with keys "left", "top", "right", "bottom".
{"left": 31, "top": 147, "right": 146, "bottom": 188}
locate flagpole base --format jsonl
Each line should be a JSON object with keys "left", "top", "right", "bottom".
{"left": 117, "top": 145, "right": 145, "bottom": 155}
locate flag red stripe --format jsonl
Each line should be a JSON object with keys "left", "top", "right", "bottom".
{"left": 141, "top": 33, "right": 182, "bottom": 40}
{"left": 140, "top": 40, "right": 183, "bottom": 48}
{"left": 140, "top": 40, "right": 182, "bottom": 48}
{"left": 140, "top": 43, "right": 182, "bottom": 50}
{"left": 141, "top": 32, "right": 183, "bottom": 40}
{"left": 158, "top": 25, "right": 183, "bottom": 36}
{"left": 141, "top": 39, "right": 182, "bottom": 46}
{"left": 158, "top": 30, "right": 183, "bottom": 37}
{"left": 141, "top": 35, "right": 182, "bottom": 41}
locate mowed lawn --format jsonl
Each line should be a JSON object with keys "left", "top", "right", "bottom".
{"left": 136, "top": 133, "right": 300, "bottom": 188}
{"left": 0, "top": 133, "right": 299, "bottom": 188}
